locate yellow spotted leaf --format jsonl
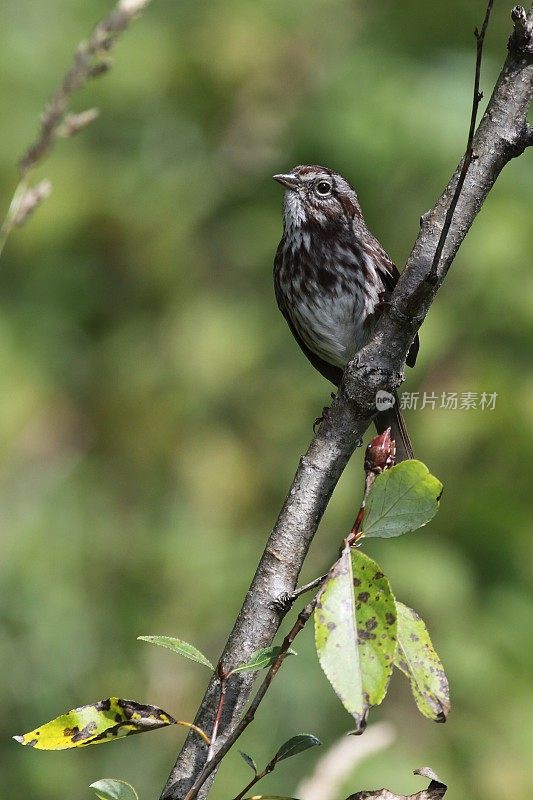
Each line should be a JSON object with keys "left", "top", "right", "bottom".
{"left": 14, "top": 698, "right": 176, "bottom": 750}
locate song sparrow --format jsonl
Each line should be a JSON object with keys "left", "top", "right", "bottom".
{"left": 273, "top": 164, "right": 418, "bottom": 460}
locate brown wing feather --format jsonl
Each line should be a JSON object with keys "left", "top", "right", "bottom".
{"left": 378, "top": 257, "right": 419, "bottom": 369}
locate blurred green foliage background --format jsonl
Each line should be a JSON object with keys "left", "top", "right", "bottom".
{"left": 1, "top": 1, "right": 532, "bottom": 798}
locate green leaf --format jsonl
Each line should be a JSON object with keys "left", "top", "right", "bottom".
{"left": 314, "top": 547, "right": 397, "bottom": 732}
{"left": 273, "top": 733, "right": 321, "bottom": 763}
{"left": 361, "top": 460, "right": 443, "bottom": 539}
{"left": 13, "top": 698, "right": 176, "bottom": 750}
{"left": 394, "top": 602, "right": 451, "bottom": 722}
{"left": 239, "top": 750, "right": 258, "bottom": 774}
{"left": 229, "top": 646, "right": 297, "bottom": 675}
{"left": 90, "top": 779, "right": 139, "bottom": 800}
{"left": 137, "top": 636, "right": 213, "bottom": 669}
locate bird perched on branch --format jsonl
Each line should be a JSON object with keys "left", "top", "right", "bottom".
{"left": 273, "top": 164, "right": 418, "bottom": 461}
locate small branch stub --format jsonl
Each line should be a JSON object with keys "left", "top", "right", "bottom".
{"left": 509, "top": 5, "right": 533, "bottom": 53}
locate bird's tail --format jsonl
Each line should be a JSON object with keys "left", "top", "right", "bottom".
{"left": 374, "top": 393, "right": 414, "bottom": 462}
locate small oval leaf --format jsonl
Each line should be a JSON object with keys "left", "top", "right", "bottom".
{"left": 230, "top": 646, "right": 296, "bottom": 675}
{"left": 239, "top": 750, "right": 258, "bottom": 774}
{"left": 361, "top": 460, "right": 443, "bottom": 539}
{"left": 394, "top": 602, "right": 451, "bottom": 722}
{"left": 90, "top": 779, "right": 139, "bottom": 800}
{"left": 273, "top": 733, "right": 321, "bottom": 763}
{"left": 14, "top": 698, "right": 176, "bottom": 750}
{"left": 138, "top": 636, "right": 213, "bottom": 669}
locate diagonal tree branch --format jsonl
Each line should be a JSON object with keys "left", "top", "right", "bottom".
{"left": 161, "top": 5, "right": 533, "bottom": 798}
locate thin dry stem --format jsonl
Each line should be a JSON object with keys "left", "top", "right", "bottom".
{"left": 0, "top": 0, "right": 154, "bottom": 260}
{"left": 183, "top": 601, "right": 316, "bottom": 800}
{"left": 426, "top": 0, "right": 494, "bottom": 284}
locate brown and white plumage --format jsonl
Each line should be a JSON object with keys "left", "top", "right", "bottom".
{"left": 273, "top": 164, "right": 418, "bottom": 459}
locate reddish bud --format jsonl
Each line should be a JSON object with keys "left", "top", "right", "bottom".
{"left": 364, "top": 428, "right": 396, "bottom": 474}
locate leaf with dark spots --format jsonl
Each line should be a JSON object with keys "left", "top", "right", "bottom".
{"left": 315, "top": 546, "right": 362, "bottom": 723}
{"left": 361, "top": 461, "right": 443, "bottom": 539}
{"left": 71, "top": 722, "right": 98, "bottom": 742}
{"left": 14, "top": 698, "right": 176, "bottom": 750}
{"left": 394, "top": 602, "right": 451, "bottom": 722}
{"left": 357, "top": 628, "right": 377, "bottom": 641}
{"left": 314, "top": 547, "right": 397, "bottom": 729}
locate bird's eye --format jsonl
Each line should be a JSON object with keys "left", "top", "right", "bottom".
{"left": 315, "top": 180, "right": 332, "bottom": 196}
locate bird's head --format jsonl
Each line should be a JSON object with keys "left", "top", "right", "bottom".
{"left": 273, "top": 165, "right": 362, "bottom": 232}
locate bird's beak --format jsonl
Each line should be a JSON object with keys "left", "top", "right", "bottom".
{"left": 273, "top": 173, "right": 299, "bottom": 190}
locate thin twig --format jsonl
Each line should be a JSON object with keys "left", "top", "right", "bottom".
{"left": 274, "top": 573, "right": 328, "bottom": 613}
{"left": 206, "top": 668, "right": 228, "bottom": 762}
{"left": 426, "top": 0, "right": 494, "bottom": 284}
{"left": 231, "top": 758, "right": 277, "bottom": 800}
{"left": 292, "top": 574, "right": 328, "bottom": 599}
{"left": 278, "top": 429, "right": 396, "bottom": 611}
{"left": 232, "top": 772, "right": 264, "bottom": 800}
{"left": 0, "top": 0, "right": 154, "bottom": 261}
{"left": 183, "top": 600, "right": 316, "bottom": 800}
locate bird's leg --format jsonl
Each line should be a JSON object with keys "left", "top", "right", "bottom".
{"left": 313, "top": 392, "right": 336, "bottom": 432}
{"left": 375, "top": 291, "right": 391, "bottom": 315}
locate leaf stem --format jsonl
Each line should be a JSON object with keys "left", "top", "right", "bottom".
{"left": 175, "top": 721, "right": 211, "bottom": 747}
{"left": 231, "top": 762, "right": 275, "bottom": 800}
{"left": 206, "top": 670, "right": 228, "bottom": 761}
